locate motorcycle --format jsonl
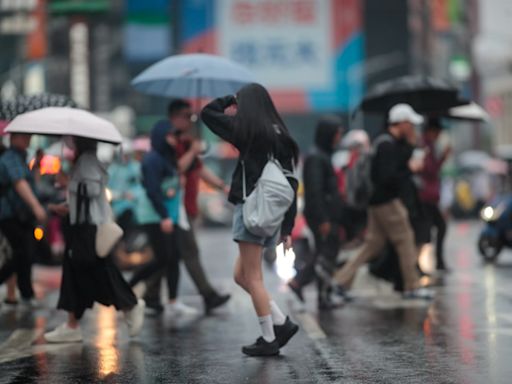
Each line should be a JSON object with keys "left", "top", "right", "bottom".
{"left": 478, "top": 195, "right": 512, "bottom": 262}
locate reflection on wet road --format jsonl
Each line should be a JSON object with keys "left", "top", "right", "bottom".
{"left": 1, "top": 223, "right": 512, "bottom": 383}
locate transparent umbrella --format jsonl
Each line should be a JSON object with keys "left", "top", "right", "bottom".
{"left": 131, "top": 53, "right": 256, "bottom": 100}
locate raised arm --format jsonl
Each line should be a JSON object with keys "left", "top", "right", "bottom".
{"left": 201, "top": 95, "right": 237, "bottom": 144}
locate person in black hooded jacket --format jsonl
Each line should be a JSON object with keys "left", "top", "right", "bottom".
{"left": 288, "top": 116, "right": 344, "bottom": 309}
{"left": 128, "top": 121, "right": 183, "bottom": 309}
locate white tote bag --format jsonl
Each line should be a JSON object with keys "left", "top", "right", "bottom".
{"left": 242, "top": 158, "right": 296, "bottom": 237}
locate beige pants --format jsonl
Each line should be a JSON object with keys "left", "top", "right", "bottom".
{"left": 334, "top": 199, "right": 419, "bottom": 291}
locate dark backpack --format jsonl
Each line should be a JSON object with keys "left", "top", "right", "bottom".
{"left": 345, "top": 134, "right": 393, "bottom": 209}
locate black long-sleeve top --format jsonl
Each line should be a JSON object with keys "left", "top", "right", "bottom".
{"left": 201, "top": 96, "right": 298, "bottom": 236}
{"left": 369, "top": 134, "right": 412, "bottom": 206}
{"left": 303, "top": 149, "right": 343, "bottom": 227}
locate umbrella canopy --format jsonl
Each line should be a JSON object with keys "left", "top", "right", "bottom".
{"left": 131, "top": 53, "right": 256, "bottom": 99}
{"left": 359, "top": 75, "right": 466, "bottom": 113}
{"left": 457, "top": 150, "right": 491, "bottom": 170}
{"left": 0, "top": 93, "right": 78, "bottom": 121}
{"left": 6, "top": 107, "right": 122, "bottom": 144}
{"left": 446, "top": 102, "right": 489, "bottom": 122}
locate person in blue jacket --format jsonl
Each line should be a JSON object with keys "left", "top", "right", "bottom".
{"left": 128, "top": 120, "right": 186, "bottom": 312}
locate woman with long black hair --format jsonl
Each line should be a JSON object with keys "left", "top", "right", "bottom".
{"left": 44, "top": 136, "right": 145, "bottom": 343}
{"left": 201, "top": 83, "right": 300, "bottom": 357}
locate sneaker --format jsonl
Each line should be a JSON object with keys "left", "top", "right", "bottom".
{"left": 273, "top": 317, "right": 299, "bottom": 348}
{"left": 145, "top": 302, "right": 164, "bottom": 315}
{"left": 241, "top": 337, "right": 280, "bottom": 357}
{"left": 287, "top": 281, "right": 305, "bottom": 303}
{"left": 125, "top": 299, "right": 146, "bottom": 337}
{"left": 402, "top": 288, "right": 435, "bottom": 300}
{"left": 204, "top": 293, "right": 231, "bottom": 314}
{"left": 318, "top": 295, "right": 344, "bottom": 310}
{"left": 334, "top": 285, "right": 354, "bottom": 302}
{"left": 20, "top": 297, "right": 43, "bottom": 309}
{"left": 45, "top": 323, "right": 83, "bottom": 343}
{"left": 167, "top": 301, "right": 199, "bottom": 317}
{"left": 2, "top": 298, "right": 18, "bottom": 309}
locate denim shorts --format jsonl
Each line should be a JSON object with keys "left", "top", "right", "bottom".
{"left": 232, "top": 204, "right": 279, "bottom": 248}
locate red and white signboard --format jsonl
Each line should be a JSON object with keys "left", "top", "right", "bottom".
{"left": 216, "top": 0, "right": 333, "bottom": 90}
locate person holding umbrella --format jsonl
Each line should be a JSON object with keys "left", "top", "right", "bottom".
{"left": 0, "top": 133, "right": 47, "bottom": 307}
{"left": 44, "top": 136, "right": 145, "bottom": 343}
{"left": 201, "top": 83, "right": 299, "bottom": 357}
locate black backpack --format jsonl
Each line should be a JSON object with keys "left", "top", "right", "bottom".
{"left": 345, "top": 134, "right": 393, "bottom": 209}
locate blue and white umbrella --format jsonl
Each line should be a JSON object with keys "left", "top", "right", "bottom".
{"left": 131, "top": 53, "right": 256, "bottom": 99}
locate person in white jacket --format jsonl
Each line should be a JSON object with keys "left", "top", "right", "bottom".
{"left": 44, "top": 136, "right": 145, "bottom": 343}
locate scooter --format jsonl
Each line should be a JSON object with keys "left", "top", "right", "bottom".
{"left": 478, "top": 195, "right": 512, "bottom": 262}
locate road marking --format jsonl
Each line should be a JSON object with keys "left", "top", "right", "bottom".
{"left": 288, "top": 302, "right": 345, "bottom": 382}
{"left": 0, "top": 329, "right": 42, "bottom": 364}
{"left": 295, "top": 312, "right": 326, "bottom": 340}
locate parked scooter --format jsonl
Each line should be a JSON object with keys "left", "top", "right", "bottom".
{"left": 478, "top": 195, "right": 512, "bottom": 262}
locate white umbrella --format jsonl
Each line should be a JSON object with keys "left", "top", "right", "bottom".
{"left": 5, "top": 107, "right": 122, "bottom": 144}
{"left": 448, "top": 102, "right": 490, "bottom": 122}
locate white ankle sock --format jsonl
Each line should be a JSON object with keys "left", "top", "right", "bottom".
{"left": 258, "top": 315, "right": 275, "bottom": 342}
{"left": 269, "top": 300, "right": 286, "bottom": 326}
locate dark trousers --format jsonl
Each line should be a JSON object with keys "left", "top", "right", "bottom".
{"left": 130, "top": 223, "right": 180, "bottom": 301}
{"left": 423, "top": 203, "right": 447, "bottom": 269}
{"left": 0, "top": 219, "right": 35, "bottom": 299}
{"left": 294, "top": 222, "right": 341, "bottom": 289}
{"left": 144, "top": 220, "right": 216, "bottom": 305}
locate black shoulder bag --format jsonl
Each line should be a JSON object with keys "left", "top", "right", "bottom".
{"left": 67, "top": 182, "right": 98, "bottom": 269}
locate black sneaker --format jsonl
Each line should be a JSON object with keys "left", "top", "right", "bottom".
{"left": 144, "top": 301, "right": 164, "bottom": 315}
{"left": 241, "top": 337, "right": 280, "bottom": 357}
{"left": 2, "top": 299, "right": 18, "bottom": 309}
{"left": 318, "top": 296, "right": 344, "bottom": 310}
{"left": 204, "top": 293, "right": 231, "bottom": 314}
{"left": 273, "top": 317, "right": 299, "bottom": 348}
{"left": 334, "top": 285, "right": 354, "bottom": 302}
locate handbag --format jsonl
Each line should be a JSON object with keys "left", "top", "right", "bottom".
{"left": 67, "top": 183, "right": 98, "bottom": 269}
{"left": 241, "top": 158, "right": 296, "bottom": 237}
{"left": 96, "top": 221, "right": 123, "bottom": 257}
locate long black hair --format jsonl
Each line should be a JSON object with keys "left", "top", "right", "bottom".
{"left": 233, "top": 83, "right": 299, "bottom": 164}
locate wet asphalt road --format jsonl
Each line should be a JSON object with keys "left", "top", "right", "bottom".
{"left": 1, "top": 221, "right": 512, "bottom": 383}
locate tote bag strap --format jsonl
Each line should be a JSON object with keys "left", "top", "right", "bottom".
{"left": 76, "top": 182, "right": 91, "bottom": 224}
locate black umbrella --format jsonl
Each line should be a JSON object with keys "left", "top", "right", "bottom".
{"left": 359, "top": 75, "right": 467, "bottom": 114}
{"left": 0, "top": 93, "right": 78, "bottom": 121}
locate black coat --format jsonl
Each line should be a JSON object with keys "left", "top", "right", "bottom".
{"left": 303, "top": 122, "right": 343, "bottom": 228}
{"left": 201, "top": 96, "right": 298, "bottom": 236}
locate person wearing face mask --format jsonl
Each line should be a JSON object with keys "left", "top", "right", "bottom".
{"left": 44, "top": 136, "right": 144, "bottom": 343}
{"left": 287, "top": 116, "right": 345, "bottom": 310}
